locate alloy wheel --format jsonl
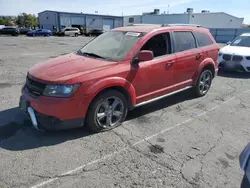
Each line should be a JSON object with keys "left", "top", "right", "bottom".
{"left": 95, "top": 97, "right": 124, "bottom": 128}
{"left": 198, "top": 71, "right": 212, "bottom": 95}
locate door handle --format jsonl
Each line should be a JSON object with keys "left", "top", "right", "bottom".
{"left": 195, "top": 53, "right": 203, "bottom": 60}
{"left": 166, "top": 61, "right": 174, "bottom": 68}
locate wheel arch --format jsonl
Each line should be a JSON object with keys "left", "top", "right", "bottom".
{"left": 85, "top": 77, "right": 137, "bottom": 111}
{"left": 193, "top": 58, "right": 216, "bottom": 84}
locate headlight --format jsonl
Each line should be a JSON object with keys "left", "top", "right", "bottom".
{"left": 43, "top": 83, "right": 81, "bottom": 97}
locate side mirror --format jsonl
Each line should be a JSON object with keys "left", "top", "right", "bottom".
{"left": 226, "top": 41, "right": 231, "bottom": 45}
{"left": 138, "top": 50, "right": 154, "bottom": 62}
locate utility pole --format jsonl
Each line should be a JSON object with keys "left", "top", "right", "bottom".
{"left": 167, "top": 4, "right": 170, "bottom": 14}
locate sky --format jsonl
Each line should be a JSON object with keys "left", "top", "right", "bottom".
{"left": 0, "top": 0, "right": 249, "bottom": 24}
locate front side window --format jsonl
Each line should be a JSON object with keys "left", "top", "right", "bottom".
{"left": 230, "top": 36, "right": 250, "bottom": 47}
{"left": 78, "top": 31, "right": 142, "bottom": 61}
{"left": 195, "top": 31, "right": 214, "bottom": 47}
{"left": 173, "top": 31, "right": 196, "bottom": 52}
{"left": 141, "top": 33, "right": 171, "bottom": 58}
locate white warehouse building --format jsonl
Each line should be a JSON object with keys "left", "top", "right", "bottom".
{"left": 124, "top": 8, "right": 244, "bottom": 28}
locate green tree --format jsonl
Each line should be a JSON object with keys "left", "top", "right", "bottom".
{"left": 16, "top": 13, "right": 38, "bottom": 28}
{"left": 0, "top": 16, "right": 14, "bottom": 26}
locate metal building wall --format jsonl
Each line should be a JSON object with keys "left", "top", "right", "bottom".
{"left": 209, "top": 28, "right": 250, "bottom": 43}
{"left": 123, "top": 15, "right": 142, "bottom": 26}
{"left": 189, "top": 13, "right": 243, "bottom": 28}
{"left": 142, "top": 14, "right": 189, "bottom": 25}
{"left": 38, "top": 12, "right": 59, "bottom": 31}
{"left": 39, "top": 11, "right": 123, "bottom": 32}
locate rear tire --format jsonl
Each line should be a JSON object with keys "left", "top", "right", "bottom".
{"left": 194, "top": 69, "right": 213, "bottom": 97}
{"left": 85, "top": 90, "right": 128, "bottom": 133}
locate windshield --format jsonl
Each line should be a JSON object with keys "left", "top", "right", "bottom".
{"left": 78, "top": 31, "right": 142, "bottom": 61}
{"left": 230, "top": 35, "right": 250, "bottom": 47}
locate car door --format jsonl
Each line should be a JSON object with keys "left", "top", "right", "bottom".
{"left": 36, "top": 29, "right": 42, "bottom": 36}
{"left": 131, "top": 32, "right": 176, "bottom": 103}
{"left": 172, "top": 30, "right": 203, "bottom": 87}
{"left": 64, "top": 28, "right": 70, "bottom": 36}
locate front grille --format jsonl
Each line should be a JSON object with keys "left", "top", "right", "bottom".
{"left": 26, "top": 77, "right": 46, "bottom": 96}
{"left": 232, "top": 55, "right": 243, "bottom": 62}
{"left": 222, "top": 54, "right": 232, "bottom": 61}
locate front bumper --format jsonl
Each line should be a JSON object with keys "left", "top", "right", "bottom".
{"left": 218, "top": 56, "right": 250, "bottom": 72}
{"left": 19, "top": 97, "right": 85, "bottom": 131}
{"left": 20, "top": 87, "right": 87, "bottom": 131}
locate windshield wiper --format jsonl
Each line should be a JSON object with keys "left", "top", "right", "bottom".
{"left": 81, "top": 52, "right": 106, "bottom": 59}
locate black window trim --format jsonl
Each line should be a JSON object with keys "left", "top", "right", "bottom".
{"left": 172, "top": 30, "right": 198, "bottom": 53}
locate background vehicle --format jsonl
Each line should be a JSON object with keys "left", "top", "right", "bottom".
{"left": 19, "top": 28, "right": 32, "bottom": 35}
{"left": 240, "top": 142, "right": 250, "bottom": 188}
{"left": 87, "top": 29, "right": 103, "bottom": 37}
{"left": 219, "top": 33, "right": 250, "bottom": 72}
{"left": 0, "top": 26, "right": 19, "bottom": 36}
{"left": 60, "top": 27, "right": 80, "bottom": 37}
{"left": 27, "top": 29, "right": 52, "bottom": 37}
{"left": 20, "top": 24, "right": 219, "bottom": 133}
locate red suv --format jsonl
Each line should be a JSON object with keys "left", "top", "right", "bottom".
{"left": 19, "top": 24, "right": 219, "bottom": 132}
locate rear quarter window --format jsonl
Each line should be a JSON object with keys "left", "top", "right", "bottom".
{"left": 195, "top": 31, "right": 214, "bottom": 47}
{"left": 173, "top": 31, "right": 196, "bottom": 52}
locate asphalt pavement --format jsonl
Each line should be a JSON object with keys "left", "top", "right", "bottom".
{"left": 0, "top": 36, "right": 249, "bottom": 188}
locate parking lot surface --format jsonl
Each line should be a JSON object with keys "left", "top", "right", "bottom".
{"left": 0, "top": 36, "right": 249, "bottom": 188}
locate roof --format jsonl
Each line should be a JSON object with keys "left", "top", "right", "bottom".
{"left": 124, "top": 12, "right": 243, "bottom": 20}
{"left": 113, "top": 24, "right": 207, "bottom": 33}
{"left": 38, "top": 10, "right": 123, "bottom": 19}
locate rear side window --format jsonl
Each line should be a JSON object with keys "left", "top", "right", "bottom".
{"left": 195, "top": 32, "right": 214, "bottom": 47}
{"left": 173, "top": 31, "right": 196, "bottom": 52}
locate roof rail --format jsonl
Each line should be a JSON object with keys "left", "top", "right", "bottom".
{"left": 162, "top": 23, "right": 201, "bottom": 27}
{"left": 127, "top": 24, "right": 162, "bottom": 26}
{"left": 126, "top": 23, "right": 202, "bottom": 28}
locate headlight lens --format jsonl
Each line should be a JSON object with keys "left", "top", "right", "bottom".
{"left": 43, "top": 84, "right": 81, "bottom": 97}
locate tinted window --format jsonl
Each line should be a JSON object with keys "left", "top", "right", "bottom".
{"left": 173, "top": 31, "right": 196, "bottom": 52}
{"left": 141, "top": 33, "right": 171, "bottom": 58}
{"left": 195, "top": 32, "right": 214, "bottom": 47}
{"left": 65, "top": 29, "right": 70, "bottom": 31}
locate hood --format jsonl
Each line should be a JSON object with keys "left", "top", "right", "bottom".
{"left": 220, "top": 45, "right": 250, "bottom": 56}
{"left": 29, "top": 53, "right": 117, "bottom": 83}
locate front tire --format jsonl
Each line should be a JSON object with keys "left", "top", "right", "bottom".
{"left": 75, "top": 33, "right": 78, "bottom": 37}
{"left": 194, "top": 69, "right": 213, "bottom": 97}
{"left": 85, "top": 90, "right": 128, "bottom": 133}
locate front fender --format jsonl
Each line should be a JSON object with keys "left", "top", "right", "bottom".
{"left": 193, "top": 58, "right": 216, "bottom": 84}
{"left": 85, "top": 77, "right": 136, "bottom": 106}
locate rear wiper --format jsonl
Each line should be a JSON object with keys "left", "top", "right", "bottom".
{"left": 81, "top": 52, "right": 106, "bottom": 59}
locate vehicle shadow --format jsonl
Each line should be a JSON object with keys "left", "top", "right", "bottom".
{"left": 0, "top": 89, "right": 195, "bottom": 151}
{"left": 0, "top": 107, "right": 92, "bottom": 151}
{"left": 218, "top": 71, "right": 250, "bottom": 79}
{"left": 126, "top": 89, "right": 195, "bottom": 120}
